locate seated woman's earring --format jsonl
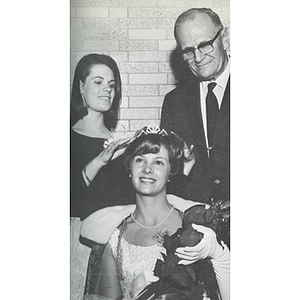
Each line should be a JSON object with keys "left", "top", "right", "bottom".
{"left": 168, "top": 173, "right": 173, "bottom": 183}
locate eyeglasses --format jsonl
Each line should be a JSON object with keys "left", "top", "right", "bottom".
{"left": 181, "top": 28, "right": 223, "bottom": 61}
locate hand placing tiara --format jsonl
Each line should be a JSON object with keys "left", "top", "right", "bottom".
{"left": 103, "top": 129, "right": 132, "bottom": 149}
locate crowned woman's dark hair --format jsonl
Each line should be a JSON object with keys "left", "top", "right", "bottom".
{"left": 124, "top": 126, "right": 185, "bottom": 178}
{"left": 70, "top": 53, "right": 122, "bottom": 129}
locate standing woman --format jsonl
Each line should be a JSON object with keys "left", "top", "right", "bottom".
{"left": 70, "top": 54, "right": 135, "bottom": 300}
{"left": 70, "top": 53, "right": 135, "bottom": 220}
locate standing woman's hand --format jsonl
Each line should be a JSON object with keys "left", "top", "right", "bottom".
{"left": 101, "top": 137, "right": 130, "bottom": 163}
{"left": 83, "top": 137, "right": 130, "bottom": 186}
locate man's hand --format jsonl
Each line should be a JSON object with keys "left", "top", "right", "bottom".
{"left": 183, "top": 143, "right": 195, "bottom": 176}
{"left": 175, "top": 224, "right": 224, "bottom": 265}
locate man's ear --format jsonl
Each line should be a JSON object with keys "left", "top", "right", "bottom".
{"left": 221, "top": 27, "right": 230, "bottom": 51}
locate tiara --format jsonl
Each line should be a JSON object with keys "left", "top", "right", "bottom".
{"left": 134, "top": 125, "right": 168, "bottom": 138}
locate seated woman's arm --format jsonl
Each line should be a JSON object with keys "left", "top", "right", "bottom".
{"left": 98, "top": 243, "right": 122, "bottom": 299}
{"left": 86, "top": 244, "right": 122, "bottom": 300}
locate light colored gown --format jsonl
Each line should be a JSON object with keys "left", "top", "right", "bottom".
{"left": 109, "top": 228, "right": 166, "bottom": 297}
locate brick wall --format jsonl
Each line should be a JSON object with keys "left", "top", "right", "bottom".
{"left": 70, "top": 0, "right": 230, "bottom": 136}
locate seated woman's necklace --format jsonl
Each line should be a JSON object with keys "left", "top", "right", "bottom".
{"left": 131, "top": 206, "right": 174, "bottom": 230}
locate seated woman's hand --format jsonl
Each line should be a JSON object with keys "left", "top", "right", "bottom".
{"left": 175, "top": 224, "right": 225, "bottom": 265}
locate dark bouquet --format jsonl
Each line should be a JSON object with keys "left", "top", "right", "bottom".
{"left": 136, "top": 200, "right": 230, "bottom": 300}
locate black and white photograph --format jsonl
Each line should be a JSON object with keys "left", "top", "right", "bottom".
{"left": 70, "top": 1, "right": 230, "bottom": 299}
{"left": 2, "top": 0, "right": 299, "bottom": 299}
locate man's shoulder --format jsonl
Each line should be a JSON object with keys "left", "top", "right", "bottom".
{"left": 165, "top": 80, "right": 198, "bottom": 99}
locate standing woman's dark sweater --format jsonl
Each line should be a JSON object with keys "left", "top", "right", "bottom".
{"left": 70, "top": 130, "right": 135, "bottom": 220}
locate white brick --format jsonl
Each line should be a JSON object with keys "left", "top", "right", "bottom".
{"left": 71, "top": 29, "right": 109, "bottom": 40}
{"left": 120, "top": 41, "right": 157, "bottom": 51}
{"left": 120, "top": 97, "right": 129, "bottom": 108}
{"left": 129, "top": 74, "right": 167, "bottom": 84}
{"left": 71, "top": 0, "right": 118, "bottom": 6}
{"left": 83, "top": 40, "right": 119, "bottom": 51}
{"left": 159, "top": 40, "right": 176, "bottom": 51}
{"left": 129, "top": 29, "right": 166, "bottom": 40}
{"left": 70, "top": 51, "right": 78, "bottom": 76}
{"left": 129, "top": 97, "right": 163, "bottom": 108}
{"left": 129, "top": 7, "right": 167, "bottom": 18}
{"left": 71, "top": 39, "right": 83, "bottom": 51}
{"left": 109, "top": 52, "right": 128, "bottom": 63}
{"left": 109, "top": 7, "right": 128, "bottom": 18}
{"left": 120, "top": 62, "right": 158, "bottom": 73}
{"left": 171, "top": 0, "right": 212, "bottom": 6}
{"left": 157, "top": 0, "right": 170, "bottom": 6}
{"left": 130, "top": 120, "right": 160, "bottom": 132}
{"left": 110, "top": 29, "right": 128, "bottom": 40}
{"left": 115, "top": 120, "right": 129, "bottom": 132}
{"left": 71, "top": 18, "right": 83, "bottom": 29}
{"left": 70, "top": 7, "right": 76, "bottom": 17}
{"left": 83, "top": 18, "right": 118, "bottom": 30}
{"left": 165, "top": 8, "right": 186, "bottom": 18}
{"left": 158, "top": 62, "right": 172, "bottom": 73}
{"left": 119, "top": 18, "right": 157, "bottom": 29}
{"left": 76, "top": 51, "right": 95, "bottom": 63}
{"left": 77, "top": 7, "right": 108, "bottom": 18}
{"left": 157, "top": 18, "right": 175, "bottom": 29}
{"left": 120, "top": 74, "right": 128, "bottom": 85}
{"left": 166, "top": 27, "right": 176, "bottom": 40}
{"left": 129, "top": 51, "right": 166, "bottom": 62}
{"left": 120, "top": 0, "right": 157, "bottom": 6}
{"left": 123, "top": 85, "right": 158, "bottom": 96}
{"left": 120, "top": 108, "right": 158, "bottom": 120}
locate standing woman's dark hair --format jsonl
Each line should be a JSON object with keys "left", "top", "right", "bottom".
{"left": 70, "top": 53, "right": 122, "bottom": 129}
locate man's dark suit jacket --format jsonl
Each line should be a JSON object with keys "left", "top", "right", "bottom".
{"left": 161, "top": 78, "right": 230, "bottom": 204}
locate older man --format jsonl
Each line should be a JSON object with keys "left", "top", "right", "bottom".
{"left": 161, "top": 8, "right": 230, "bottom": 203}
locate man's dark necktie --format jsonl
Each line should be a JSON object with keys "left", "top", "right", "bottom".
{"left": 206, "top": 82, "right": 219, "bottom": 148}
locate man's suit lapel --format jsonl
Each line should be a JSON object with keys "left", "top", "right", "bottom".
{"left": 213, "top": 77, "right": 230, "bottom": 147}
{"left": 184, "top": 81, "right": 210, "bottom": 167}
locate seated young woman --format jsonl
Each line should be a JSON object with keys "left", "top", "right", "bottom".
{"left": 80, "top": 126, "right": 230, "bottom": 300}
